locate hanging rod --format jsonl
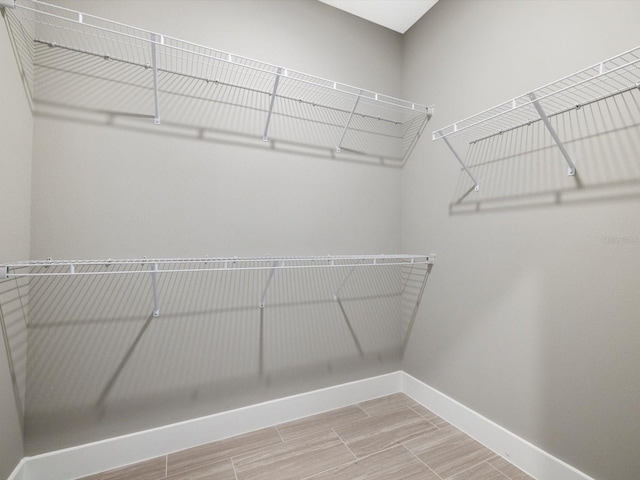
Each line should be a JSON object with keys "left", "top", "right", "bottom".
{"left": 0, "top": 254, "right": 435, "bottom": 279}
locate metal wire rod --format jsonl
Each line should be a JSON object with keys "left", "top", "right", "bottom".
{"left": 262, "top": 68, "right": 282, "bottom": 141}
{"left": 1, "top": 254, "right": 435, "bottom": 279}
{"left": 529, "top": 92, "right": 577, "bottom": 176}
{"left": 336, "top": 90, "right": 362, "bottom": 153}
{"left": 442, "top": 137, "right": 480, "bottom": 191}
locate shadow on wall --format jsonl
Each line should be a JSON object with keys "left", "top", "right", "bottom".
{"left": 447, "top": 89, "right": 640, "bottom": 214}
{"left": 7, "top": 261, "right": 430, "bottom": 454}
{"left": 3, "top": 8, "right": 428, "bottom": 169}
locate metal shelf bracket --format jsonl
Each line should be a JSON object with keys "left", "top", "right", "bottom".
{"left": 442, "top": 137, "right": 480, "bottom": 191}
{"left": 263, "top": 68, "right": 282, "bottom": 142}
{"left": 0, "top": 0, "right": 15, "bottom": 8}
{"left": 529, "top": 92, "right": 576, "bottom": 176}
{"left": 336, "top": 91, "right": 362, "bottom": 153}
{"left": 150, "top": 33, "right": 162, "bottom": 125}
{"left": 150, "top": 263, "right": 160, "bottom": 317}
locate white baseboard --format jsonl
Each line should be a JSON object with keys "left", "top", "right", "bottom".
{"left": 22, "top": 371, "right": 403, "bottom": 480}
{"left": 6, "top": 459, "right": 26, "bottom": 480}
{"left": 18, "top": 370, "right": 593, "bottom": 480}
{"left": 401, "top": 372, "right": 595, "bottom": 480}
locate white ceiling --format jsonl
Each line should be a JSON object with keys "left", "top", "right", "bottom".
{"left": 318, "top": 0, "right": 438, "bottom": 34}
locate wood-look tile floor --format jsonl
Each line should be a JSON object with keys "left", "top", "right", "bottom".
{"left": 78, "top": 393, "right": 535, "bottom": 480}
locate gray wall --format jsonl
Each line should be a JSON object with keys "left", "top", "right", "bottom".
{"left": 401, "top": 1, "right": 640, "bottom": 480}
{"left": 0, "top": 5, "right": 32, "bottom": 478}
{"left": 25, "top": 0, "right": 411, "bottom": 454}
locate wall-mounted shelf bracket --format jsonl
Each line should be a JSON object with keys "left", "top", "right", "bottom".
{"left": 529, "top": 92, "right": 576, "bottom": 176}
{"left": 259, "top": 260, "right": 280, "bottom": 308}
{"left": 150, "top": 33, "right": 162, "bottom": 125}
{"left": 262, "top": 68, "right": 282, "bottom": 142}
{"left": 150, "top": 263, "right": 160, "bottom": 317}
{"left": 333, "top": 265, "right": 357, "bottom": 301}
{"left": 0, "top": 0, "right": 16, "bottom": 8}
{"left": 442, "top": 137, "right": 480, "bottom": 191}
{"left": 336, "top": 90, "right": 362, "bottom": 153}
{"left": 0, "top": 266, "right": 8, "bottom": 280}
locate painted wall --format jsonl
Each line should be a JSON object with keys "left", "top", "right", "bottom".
{"left": 401, "top": 1, "right": 640, "bottom": 480}
{"left": 25, "top": 0, "right": 412, "bottom": 454}
{"left": 0, "top": 5, "right": 33, "bottom": 478}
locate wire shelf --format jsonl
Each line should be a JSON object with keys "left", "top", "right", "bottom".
{"left": 433, "top": 45, "right": 640, "bottom": 143}
{"left": 1, "top": 254, "right": 435, "bottom": 279}
{"left": 8, "top": 0, "right": 433, "bottom": 163}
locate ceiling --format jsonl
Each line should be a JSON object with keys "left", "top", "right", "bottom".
{"left": 318, "top": 0, "right": 439, "bottom": 34}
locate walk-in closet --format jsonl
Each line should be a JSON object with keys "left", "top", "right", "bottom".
{"left": 1, "top": 1, "right": 639, "bottom": 479}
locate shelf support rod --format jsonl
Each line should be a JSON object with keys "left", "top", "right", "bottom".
{"left": 529, "top": 92, "right": 576, "bottom": 176}
{"left": 150, "top": 263, "right": 160, "bottom": 317}
{"left": 442, "top": 137, "right": 480, "bottom": 192}
{"left": 263, "top": 68, "right": 282, "bottom": 142}
{"left": 150, "top": 33, "right": 161, "bottom": 125}
{"left": 336, "top": 90, "right": 362, "bottom": 153}
{"left": 333, "top": 265, "right": 357, "bottom": 301}
{"left": 260, "top": 260, "right": 279, "bottom": 308}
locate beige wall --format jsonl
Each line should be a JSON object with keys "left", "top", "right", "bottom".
{"left": 25, "top": 0, "right": 410, "bottom": 454}
{"left": 401, "top": 1, "right": 640, "bottom": 480}
{"left": 0, "top": 5, "right": 32, "bottom": 479}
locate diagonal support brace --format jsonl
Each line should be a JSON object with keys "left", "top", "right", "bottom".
{"left": 259, "top": 261, "right": 279, "bottom": 308}
{"left": 529, "top": 92, "right": 576, "bottom": 176}
{"left": 336, "top": 90, "right": 362, "bottom": 153}
{"left": 442, "top": 137, "right": 480, "bottom": 192}
{"left": 333, "top": 265, "right": 357, "bottom": 301}
{"left": 150, "top": 263, "right": 160, "bottom": 317}
{"left": 263, "top": 68, "right": 282, "bottom": 141}
{"left": 150, "top": 33, "right": 162, "bottom": 125}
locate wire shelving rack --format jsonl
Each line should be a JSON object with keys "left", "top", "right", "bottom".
{"left": 433, "top": 45, "right": 640, "bottom": 190}
{"left": 5, "top": 0, "right": 433, "bottom": 163}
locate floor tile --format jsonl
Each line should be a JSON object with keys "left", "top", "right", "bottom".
{"left": 334, "top": 407, "right": 438, "bottom": 458}
{"left": 234, "top": 429, "right": 355, "bottom": 480}
{"left": 450, "top": 461, "right": 510, "bottom": 480}
{"left": 358, "top": 393, "right": 416, "bottom": 416}
{"left": 167, "top": 427, "right": 282, "bottom": 476}
{"left": 410, "top": 403, "right": 450, "bottom": 429}
{"left": 307, "top": 444, "right": 440, "bottom": 480}
{"left": 405, "top": 426, "right": 496, "bottom": 478}
{"left": 76, "top": 456, "right": 166, "bottom": 480}
{"left": 488, "top": 456, "right": 536, "bottom": 480}
{"left": 277, "top": 405, "right": 369, "bottom": 442}
{"left": 165, "top": 458, "right": 235, "bottom": 480}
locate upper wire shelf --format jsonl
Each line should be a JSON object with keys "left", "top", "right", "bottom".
{"left": 433, "top": 45, "right": 640, "bottom": 143}
{"left": 1, "top": 254, "right": 435, "bottom": 279}
{"left": 432, "top": 45, "right": 640, "bottom": 190}
{"left": 6, "top": 0, "right": 433, "bottom": 164}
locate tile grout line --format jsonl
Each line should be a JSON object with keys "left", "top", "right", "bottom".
{"left": 486, "top": 460, "right": 514, "bottom": 480}
{"left": 330, "top": 427, "right": 358, "bottom": 461}
{"left": 230, "top": 456, "right": 239, "bottom": 480}
{"left": 409, "top": 404, "right": 444, "bottom": 430}
{"left": 274, "top": 424, "right": 285, "bottom": 443}
{"left": 443, "top": 457, "right": 502, "bottom": 480}
{"left": 405, "top": 447, "right": 445, "bottom": 480}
